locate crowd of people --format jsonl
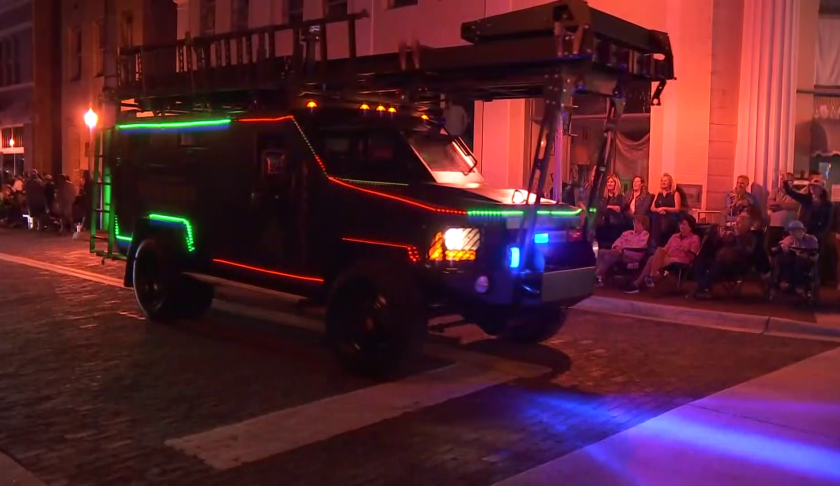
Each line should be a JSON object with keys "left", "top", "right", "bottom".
{"left": 0, "top": 170, "right": 92, "bottom": 233}
{"left": 569, "top": 169, "right": 840, "bottom": 302}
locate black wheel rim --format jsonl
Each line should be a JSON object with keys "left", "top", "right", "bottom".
{"left": 135, "top": 251, "right": 166, "bottom": 313}
{"left": 335, "top": 282, "right": 391, "bottom": 357}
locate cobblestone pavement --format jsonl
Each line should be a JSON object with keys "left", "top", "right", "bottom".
{"left": 0, "top": 229, "right": 838, "bottom": 485}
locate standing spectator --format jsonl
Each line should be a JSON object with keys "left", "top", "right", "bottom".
{"left": 24, "top": 170, "right": 47, "bottom": 230}
{"left": 44, "top": 175, "right": 56, "bottom": 219}
{"left": 767, "top": 172, "right": 800, "bottom": 248}
{"left": 56, "top": 174, "right": 78, "bottom": 233}
{"left": 782, "top": 174, "right": 832, "bottom": 238}
{"left": 650, "top": 173, "right": 681, "bottom": 245}
{"left": 595, "top": 173, "right": 625, "bottom": 249}
{"left": 622, "top": 175, "right": 653, "bottom": 225}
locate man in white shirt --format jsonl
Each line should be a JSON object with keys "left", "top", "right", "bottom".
{"left": 596, "top": 214, "right": 650, "bottom": 285}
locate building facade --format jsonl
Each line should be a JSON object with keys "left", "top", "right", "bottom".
{"left": 60, "top": 0, "right": 175, "bottom": 180}
{"left": 132, "top": 0, "right": 840, "bottom": 210}
{"left": 0, "top": 0, "right": 32, "bottom": 178}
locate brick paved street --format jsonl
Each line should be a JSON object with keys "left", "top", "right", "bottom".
{"left": 0, "top": 232, "right": 837, "bottom": 485}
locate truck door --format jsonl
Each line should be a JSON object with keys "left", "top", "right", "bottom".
{"left": 244, "top": 130, "right": 310, "bottom": 280}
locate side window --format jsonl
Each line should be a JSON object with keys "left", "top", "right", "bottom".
{"left": 315, "top": 128, "right": 425, "bottom": 183}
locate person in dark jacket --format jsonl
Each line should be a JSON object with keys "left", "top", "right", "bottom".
{"left": 595, "top": 173, "right": 625, "bottom": 249}
{"left": 782, "top": 174, "right": 832, "bottom": 238}
{"left": 622, "top": 175, "right": 653, "bottom": 227}
{"left": 690, "top": 213, "right": 758, "bottom": 298}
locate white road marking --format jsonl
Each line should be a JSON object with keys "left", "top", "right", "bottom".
{"left": 0, "top": 451, "right": 45, "bottom": 486}
{"left": 166, "top": 362, "right": 514, "bottom": 470}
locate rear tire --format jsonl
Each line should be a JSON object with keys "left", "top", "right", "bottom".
{"left": 325, "top": 263, "right": 426, "bottom": 377}
{"left": 475, "top": 305, "right": 567, "bottom": 344}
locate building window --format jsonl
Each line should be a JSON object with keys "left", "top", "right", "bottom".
{"left": 232, "top": 0, "right": 249, "bottom": 31}
{"left": 1, "top": 127, "right": 24, "bottom": 149}
{"left": 390, "top": 0, "right": 418, "bottom": 8}
{"left": 286, "top": 0, "right": 303, "bottom": 24}
{"left": 94, "top": 19, "right": 105, "bottom": 76}
{"left": 69, "top": 27, "right": 82, "bottom": 81}
{"left": 119, "top": 10, "right": 134, "bottom": 48}
{"left": 1, "top": 39, "right": 10, "bottom": 86}
{"left": 200, "top": 0, "right": 216, "bottom": 35}
{"left": 324, "top": 0, "right": 347, "bottom": 17}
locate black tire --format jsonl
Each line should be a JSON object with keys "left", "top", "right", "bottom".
{"left": 133, "top": 238, "right": 214, "bottom": 321}
{"left": 325, "top": 263, "right": 426, "bottom": 377}
{"left": 177, "top": 275, "right": 215, "bottom": 320}
{"left": 132, "top": 238, "right": 181, "bottom": 322}
{"left": 476, "top": 305, "right": 567, "bottom": 344}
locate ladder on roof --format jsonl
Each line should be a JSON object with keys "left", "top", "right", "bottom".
{"left": 88, "top": 127, "right": 123, "bottom": 261}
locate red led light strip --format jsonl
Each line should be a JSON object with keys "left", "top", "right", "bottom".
{"left": 234, "top": 116, "right": 466, "bottom": 215}
{"left": 212, "top": 258, "right": 324, "bottom": 283}
{"left": 329, "top": 176, "right": 465, "bottom": 214}
{"left": 342, "top": 237, "right": 420, "bottom": 263}
{"left": 237, "top": 116, "right": 294, "bottom": 123}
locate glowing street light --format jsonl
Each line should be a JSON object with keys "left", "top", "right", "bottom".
{"left": 84, "top": 108, "right": 99, "bottom": 129}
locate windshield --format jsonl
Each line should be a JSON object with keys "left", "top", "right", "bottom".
{"left": 408, "top": 130, "right": 475, "bottom": 173}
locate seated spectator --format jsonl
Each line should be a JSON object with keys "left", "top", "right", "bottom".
{"left": 690, "top": 213, "right": 758, "bottom": 299}
{"left": 724, "top": 175, "right": 758, "bottom": 225}
{"left": 625, "top": 214, "right": 700, "bottom": 293}
{"left": 773, "top": 220, "right": 819, "bottom": 292}
{"left": 595, "top": 214, "right": 650, "bottom": 286}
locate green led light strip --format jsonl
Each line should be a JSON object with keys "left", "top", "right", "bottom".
{"left": 149, "top": 213, "right": 196, "bottom": 252}
{"left": 117, "top": 118, "right": 231, "bottom": 130}
{"left": 111, "top": 213, "right": 196, "bottom": 252}
{"left": 114, "top": 217, "right": 132, "bottom": 242}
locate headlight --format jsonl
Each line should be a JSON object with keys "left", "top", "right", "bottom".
{"left": 429, "top": 227, "right": 480, "bottom": 261}
{"left": 444, "top": 228, "right": 467, "bottom": 250}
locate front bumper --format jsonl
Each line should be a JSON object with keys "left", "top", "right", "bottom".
{"left": 434, "top": 265, "right": 596, "bottom": 309}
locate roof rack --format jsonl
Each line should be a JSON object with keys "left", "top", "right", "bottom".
{"left": 110, "top": 0, "right": 675, "bottom": 274}
{"left": 115, "top": 0, "right": 673, "bottom": 114}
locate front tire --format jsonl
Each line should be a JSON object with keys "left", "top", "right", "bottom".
{"left": 133, "top": 238, "right": 212, "bottom": 321}
{"left": 325, "top": 264, "right": 426, "bottom": 377}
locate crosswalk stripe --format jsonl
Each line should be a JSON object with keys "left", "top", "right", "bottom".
{"left": 0, "top": 451, "right": 44, "bottom": 486}
{"left": 165, "top": 362, "right": 514, "bottom": 470}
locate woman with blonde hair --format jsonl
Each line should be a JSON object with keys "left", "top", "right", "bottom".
{"left": 596, "top": 172, "right": 626, "bottom": 249}
{"left": 650, "top": 172, "right": 681, "bottom": 246}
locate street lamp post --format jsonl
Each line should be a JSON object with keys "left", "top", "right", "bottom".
{"left": 9, "top": 138, "right": 17, "bottom": 178}
{"left": 84, "top": 109, "right": 100, "bottom": 233}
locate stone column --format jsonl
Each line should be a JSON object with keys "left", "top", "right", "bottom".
{"left": 174, "top": 0, "right": 190, "bottom": 39}
{"left": 734, "top": 0, "right": 800, "bottom": 200}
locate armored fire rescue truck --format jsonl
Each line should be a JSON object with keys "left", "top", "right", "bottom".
{"left": 89, "top": 0, "right": 674, "bottom": 375}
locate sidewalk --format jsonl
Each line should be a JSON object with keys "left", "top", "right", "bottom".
{"left": 495, "top": 346, "right": 840, "bottom": 486}
{"left": 2, "top": 228, "right": 840, "bottom": 340}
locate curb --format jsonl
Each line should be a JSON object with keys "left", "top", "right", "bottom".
{"left": 574, "top": 295, "right": 840, "bottom": 341}
{"left": 766, "top": 316, "right": 840, "bottom": 341}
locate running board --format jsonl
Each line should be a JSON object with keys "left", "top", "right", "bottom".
{"left": 183, "top": 271, "right": 464, "bottom": 330}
